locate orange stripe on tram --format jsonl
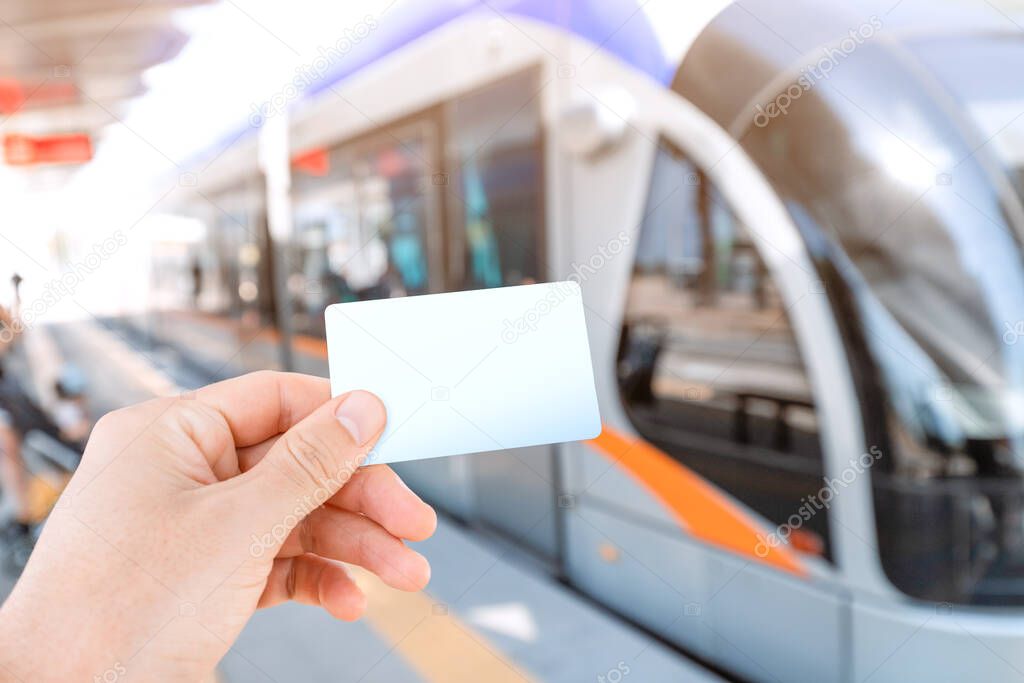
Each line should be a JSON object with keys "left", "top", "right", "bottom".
{"left": 587, "top": 425, "right": 806, "bottom": 577}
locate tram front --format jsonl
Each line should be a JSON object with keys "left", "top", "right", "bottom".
{"left": 677, "top": 0, "right": 1024, "bottom": 624}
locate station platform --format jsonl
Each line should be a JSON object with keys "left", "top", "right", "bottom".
{"left": 3, "top": 319, "right": 723, "bottom": 683}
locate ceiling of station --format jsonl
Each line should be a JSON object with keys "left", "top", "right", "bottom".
{"left": 0, "top": 0, "right": 211, "bottom": 173}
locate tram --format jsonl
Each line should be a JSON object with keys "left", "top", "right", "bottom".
{"left": 136, "top": 0, "right": 1024, "bottom": 680}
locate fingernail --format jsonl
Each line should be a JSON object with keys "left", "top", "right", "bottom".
{"left": 335, "top": 390, "right": 386, "bottom": 445}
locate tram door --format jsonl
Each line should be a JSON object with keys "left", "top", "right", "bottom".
{"left": 446, "top": 69, "right": 557, "bottom": 559}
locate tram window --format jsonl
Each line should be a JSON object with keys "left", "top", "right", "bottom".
{"left": 289, "top": 129, "right": 435, "bottom": 337}
{"left": 150, "top": 238, "right": 199, "bottom": 311}
{"left": 446, "top": 69, "right": 544, "bottom": 289}
{"left": 211, "top": 210, "right": 247, "bottom": 316}
{"left": 618, "top": 141, "right": 831, "bottom": 560}
{"left": 147, "top": 209, "right": 267, "bottom": 321}
{"left": 208, "top": 198, "right": 275, "bottom": 327}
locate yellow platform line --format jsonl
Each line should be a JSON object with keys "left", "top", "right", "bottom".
{"left": 351, "top": 567, "right": 536, "bottom": 683}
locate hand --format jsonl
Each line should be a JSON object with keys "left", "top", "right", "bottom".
{"left": 0, "top": 372, "right": 436, "bottom": 682}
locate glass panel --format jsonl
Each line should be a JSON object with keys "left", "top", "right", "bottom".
{"left": 218, "top": 206, "right": 272, "bottom": 326}
{"left": 618, "top": 141, "right": 830, "bottom": 560}
{"left": 290, "top": 125, "right": 436, "bottom": 337}
{"left": 908, "top": 36, "right": 1024, "bottom": 201}
{"left": 150, "top": 238, "right": 199, "bottom": 312}
{"left": 149, "top": 186, "right": 271, "bottom": 327}
{"left": 446, "top": 69, "right": 544, "bottom": 289}
{"left": 725, "top": 30, "right": 1024, "bottom": 602}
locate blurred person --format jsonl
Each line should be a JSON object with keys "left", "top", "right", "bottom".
{"left": 51, "top": 364, "right": 92, "bottom": 449}
{"left": 0, "top": 315, "right": 91, "bottom": 568}
{"left": 8, "top": 274, "right": 21, "bottom": 321}
{"left": 329, "top": 235, "right": 390, "bottom": 300}
{"left": 0, "top": 304, "right": 29, "bottom": 537}
{"left": 0, "top": 303, "right": 15, "bottom": 356}
{"left": 0, "top": 372, "right": 435, "bottom": 680}
{"left": 191, "top": 256, "right": 203, "bottom": 308}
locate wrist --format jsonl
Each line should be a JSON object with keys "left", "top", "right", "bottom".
{"left": 0, "top": 548, "right": 144, "bottom": 681}
{"left": 0, "top": 589, "right": 101, "bottom": 680}
{"left": 0, "top": 609, "right": 28, "bottom": 683}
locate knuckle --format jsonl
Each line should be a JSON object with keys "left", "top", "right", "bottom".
{"left": 178, "top": 399, "right": 222, "bottom": 427}
{"left": 279, "top": 430, "right": 338, "bottom": 491}
{"left": 165, "top": 400, "right": 231, "bottom": 452}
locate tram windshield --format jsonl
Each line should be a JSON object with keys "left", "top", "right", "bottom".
{"left": 679, "top": 4, "right": 1024, "bottom": 604}
{"left": 909, "top": 35, "right": 1024, "bottom": 202}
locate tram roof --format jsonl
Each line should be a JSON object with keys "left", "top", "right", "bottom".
{"left": 189, "top": 0, "right": 672, "bottom": 170}
{"left": 192, "top": 0, "right": 1024, "bottom": 171}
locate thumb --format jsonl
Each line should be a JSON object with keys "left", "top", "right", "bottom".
{"left": 239, "top": 390, "right": 387, "bottom": 554}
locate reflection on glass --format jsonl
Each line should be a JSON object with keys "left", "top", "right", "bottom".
{"left": 447, "top": 70, "right": 543, "bottom": 289}
{"left": 150, "top": 239, "right": 198, "bottom": 311}
{"left": 618, "top": 141, "right": 829, "bottom": 560}
{"left": 733, "top": 34, "right": 1024, "bottom": 603}
{"left": 149, "top": 184, "right": 273, "bottom": 328}
{"left": 290, "top": 130, "right": 434, "bottom": 337}
{"left": 391, "top": 212, "right": 428, "bottom": 292}
{"left": 909, "top": 36, "right": 1024, "bottom": 202}
{"left": 463, "top": 160, "right": 502, "bottom": 288}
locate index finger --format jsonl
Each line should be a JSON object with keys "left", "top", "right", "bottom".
{"left": 195, "top": 371, "right": 331, "bottom": 447}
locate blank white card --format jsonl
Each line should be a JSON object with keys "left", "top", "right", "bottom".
{"left": 325, "top": 282, "right": 601, "bottom": 465}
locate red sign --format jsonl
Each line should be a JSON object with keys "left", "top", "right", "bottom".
{"left": 0, "top": 80, "right": 25, "bottom": 114}
{"left": 291, "top": 147, "right": 329, "bottom": 176}
{"left": 3, "top": 133, "right": 93, "bottom": 166}
{"left": 0, "top": 79, "right": 77, "bottom": 114}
